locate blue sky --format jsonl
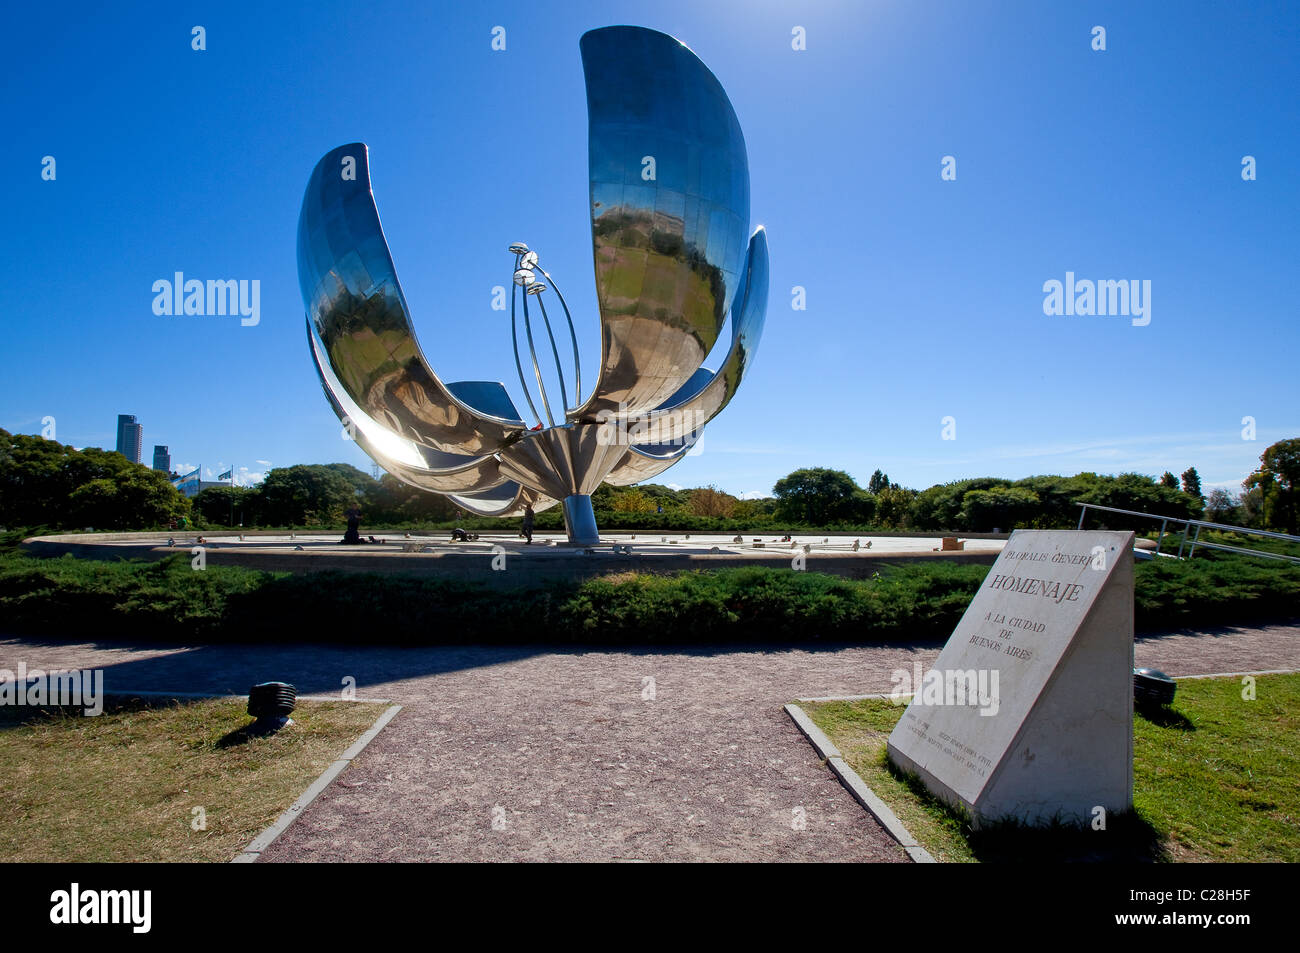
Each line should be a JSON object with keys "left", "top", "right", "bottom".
{"left": 3, "top": 0, "right": 1296, "bottom": 499}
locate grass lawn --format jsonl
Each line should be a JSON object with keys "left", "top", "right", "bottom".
{"left": 802, "top": 673, "right": 1299, "bottom": 862}
{"left": 0, "top": 696, "right": 390, "bottom": 862}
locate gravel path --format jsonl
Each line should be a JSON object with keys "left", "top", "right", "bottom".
{"left": 1, "top": 623, "right": 1295, "bottom": 862}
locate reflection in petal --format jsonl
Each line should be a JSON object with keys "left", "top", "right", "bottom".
{"left": 626, "top": 227, "right": 768, "bottom": 444}
{"left": 449, "top": 483, "right": 558, "bottom": 518}
{"left": 297, "top": 27, "right": 768, "bottom": 542}
{"left": 307, "top": 318, "right": 507, "bottom": 494}
{"left": 298, "top": 143, "right": 525, "bottom": 456}
{"left": 572, "top": 26, "right": 751, "bottom": 420}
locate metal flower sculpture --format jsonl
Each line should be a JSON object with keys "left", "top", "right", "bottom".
{"left": 297, "top": 26, "right": 769, "bottom": 544}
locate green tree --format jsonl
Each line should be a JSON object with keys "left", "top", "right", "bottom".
{"left": 639, "top": 483, "right": 691, "bottom": 508}
{"left": 772, "top": 468, "right": 861, "bottom": 525}
{"left": 849, "top": 490, "right": 878, "bottom": 526}
{"left": 873, "top": 485, "right": 915, "bottom": 528}
{"left": 1238, "top": 483, "right": 1270, "bottom": 529}
{"left": 1181, "top": 467, "right": 1203, "bottom": 500}
{"left": 731, "top": 497, "right": 776, "bottom": 523}
{"left": 590, "top": 484, "right": 620, "bottom": 511}
{"left": 0, "top": 430, "right": 189, "bottom": 529}
{"left": 1203, "top": 488, "right": 1239, "bottom": 525}
{"left": 365, "top": 473, "right": 456, "bottom": 524}
{"left": 192, "top": 485, "right": 259, "bottom": 526}
{"left": 257, "top": 465, "right": 357, "bottom": 526}
{"left": 322, "top": 463, "right": 380, "bottom": 497}
{"left": 1159, "top": 472, "right": 1178, "bottom": 489}
{"left": 1012, "top": 474, "right": 1099, "bottom": 528}
{"left": 1078, "top": 472, "right": 1202, "bottom": 527}
{"left": 908, "top": 478, "right": 1011, "bottom": 530}
{"left": 1246, "top": 438, "right": 1300, "bottom": 534}
{"left": 867, "top": 469, "right": 890, "bottom": 494}
{"left": 67, "top": 467, "right": 190, "bottom": 529}
{"left": 959, "top": 486, "right": 1041, "bottom": 532}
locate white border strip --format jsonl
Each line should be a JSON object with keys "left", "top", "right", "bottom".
{"left": 784, "top": 703, "right": 935, "bottom": 864}
{"left": 100, "top": 688, "right": 393, "bottom": 703}
{"left": 232, "top": 704, "right": 402, "bottom": 863}
{"left": 1171, "top": 668, "right": 1296, "bottom": 680}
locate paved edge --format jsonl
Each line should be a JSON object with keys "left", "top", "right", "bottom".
{"left": 783, "top": 703, "right": 936, "bottom": 864}
{"left": 232, "top": 703, "right": 403, "bottom": 863}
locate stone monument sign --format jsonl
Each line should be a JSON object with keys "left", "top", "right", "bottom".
{"left": 887, "top": 529, "right": 1136, "bottom": 827}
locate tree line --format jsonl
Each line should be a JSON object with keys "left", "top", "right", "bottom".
{"left": 2, "top": 428, "right": 1296, "bottom": 536}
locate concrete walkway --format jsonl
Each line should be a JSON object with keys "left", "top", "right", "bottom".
{"left": 1, "top": 623, "right": 1295, "bottom": 862}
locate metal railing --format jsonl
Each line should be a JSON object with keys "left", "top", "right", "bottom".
{"left": 1076, "top": 503, "right": 1300, "bottom": 563}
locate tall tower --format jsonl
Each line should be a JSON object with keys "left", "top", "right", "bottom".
{"left": 115, "top": 414, "right": 142, "bottom": 464}
{"left": 152, "top": 445, "right": 170, "bottom": 472}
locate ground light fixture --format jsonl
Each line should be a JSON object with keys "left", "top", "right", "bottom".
{"left": 247, "top": 681, "right": 297, "bottom": 734}
{"left": 1133, "top": 667, "right": 1177, "bottom": 710}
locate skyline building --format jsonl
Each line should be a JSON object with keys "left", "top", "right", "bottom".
{"left": 115, "top": 414, "right": 142, "bottom": 464}
{"left": 152, "top": 445, "right": 170, "bottom": 472}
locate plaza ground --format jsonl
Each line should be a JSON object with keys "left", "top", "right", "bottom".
{"left": 24, "top": 531, "right": 1009, "bottom": 558}
{"left": 1, "top": 622, "right": 1295, "bottom": 862}
{"left": 19, "top": 530, "right": 1007, "bottom": 587}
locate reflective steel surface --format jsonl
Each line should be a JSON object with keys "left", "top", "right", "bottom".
{"left": 298, "top": 143, "right": 526, "bottom": 455}
{"left": 448, "top": 483, "right": 557, "bottom": 519}
{"left": 571, "top": 26, "right": 751, "bottom": 421}
{"left": 296, "top": 26, "right": 768, "bottom": 543}
{"left": 497, "top": 423, "right": 629, "bottom": 501}
{"left": 621, "top": 225, "right": 769, "bottom": 446}
{"left": 307, "top": 318, "right": 507, "bottom": 494}
{"left": 561, "top": 494, "right": 600, "bottom": 546}
{"left": 602, "top": 442, "right": 695, "bottom": 487}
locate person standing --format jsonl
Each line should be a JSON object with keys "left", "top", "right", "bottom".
{"left": 521, "top": 504, "right": 535, "bottom": 544}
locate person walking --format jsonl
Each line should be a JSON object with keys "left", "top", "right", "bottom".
{"left": 521, "top": 504, "right": 535, "bottom": 544}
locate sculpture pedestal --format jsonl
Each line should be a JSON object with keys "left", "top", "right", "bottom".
{"left": 562, "top": 494, "right": 599, "bottom": 545}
